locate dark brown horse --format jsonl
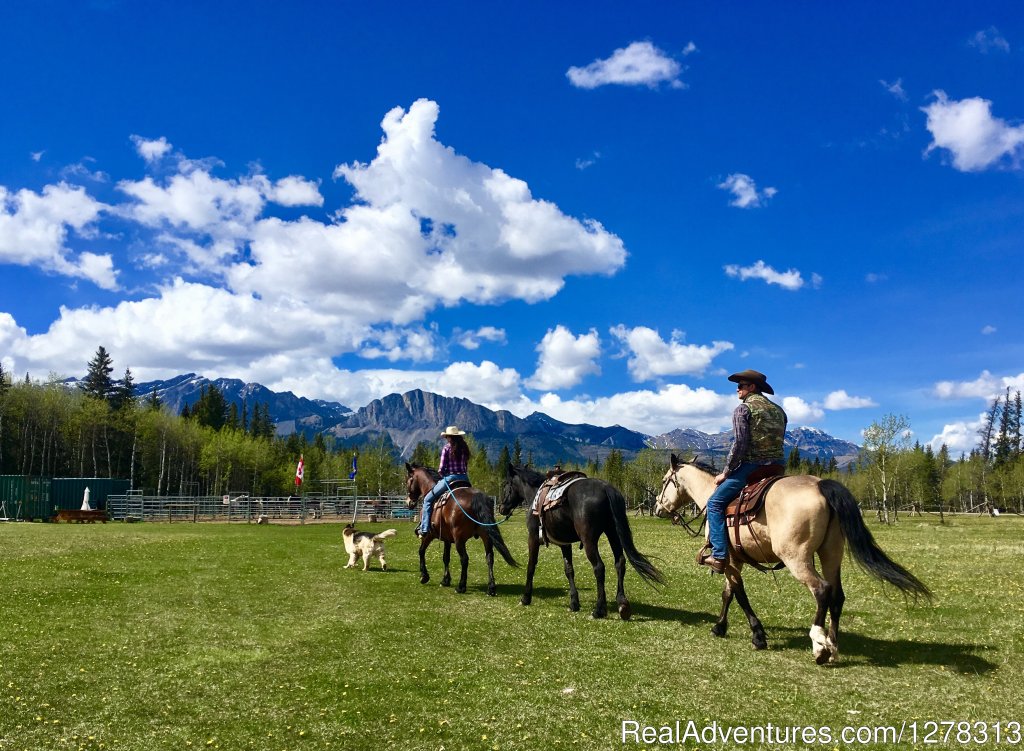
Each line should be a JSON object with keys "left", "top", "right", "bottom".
{"left": 498, "top": 464, "right": 663, "bottom": 619}
{"left": 404, "top": 463, "right": 517, "bottom": 595}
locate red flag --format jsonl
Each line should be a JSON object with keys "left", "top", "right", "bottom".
{"left": 295, "top": 455, "right": 304, "bottom": 486}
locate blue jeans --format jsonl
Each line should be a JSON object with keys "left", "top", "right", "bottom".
{"left": 418, "top": 474, "right": 468, "bottom": 534}
{"left": 706, "top": 462, "right": 780, "bottom": 560}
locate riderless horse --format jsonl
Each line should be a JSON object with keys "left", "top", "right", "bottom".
{"left": 498, "top": 464, "right": 663, "bottom": 619}
{"left": 655, "top": 454, "right": 931, "bottom": 663}
{"left": 405, "top": 463, "right": 517, "bottom": 596}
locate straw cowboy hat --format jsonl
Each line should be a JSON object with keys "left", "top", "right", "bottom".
{"left": 728, "top": 369, "right": 775, "bottom": 395}
{"left": 440, "top": 425, "right": 467, "bottom": 437}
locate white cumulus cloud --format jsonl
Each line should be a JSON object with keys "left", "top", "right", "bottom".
{"left": 525, "top": 325, "right": 601, "bottom": 391}
{"left": 130, "top": 135, "right": 173, "bottom": 163}
{"left": 1, "top": 100, "right": 630, "bottom": 397}
{"left": 567, "top": 41, "right": 685, "bottom": 90}
{"left": 609, "top": 325, "right": 733, "bottom": 381}
{"left": 922, "top": 91, "right": 1024, "bottom": 172}
{"left": 823, "top": 390, "right": 877, "bottom": 410}
{"left": 455, "top": 326, "right": 507, "bottom": 350}
{"left": 934, "top": 370, "right": 1024, "bottom": 401}
{"left": 724, "top": 260, "right": 816, "bottom": 291}
{"left": 0, "top": 182, "right": 116, "bottom": 289}
{"left": 782, "top": 396, "right": 825, "bottom": 424}
{"left": 717, "top": 173, "right": 777, "bottom": 208}
{"left": 269, "top": 175, "right": 324, "bottom": 207}
{"left": 928, "top": 415, "right": 986, "bottom": 454}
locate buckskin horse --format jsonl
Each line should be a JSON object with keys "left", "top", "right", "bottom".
{"left": 654, "top": 454, "right": 931, "bottom": 664}
{"left": 498, "top": 464, "right": 664, "bottom": 620}
{"left": 404, "top": 463, "right": 518, "bottom": 596}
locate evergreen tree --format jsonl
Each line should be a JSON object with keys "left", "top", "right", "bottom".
{"left": 1013, "top": 391, "right": 1023, "bottom": 458}
{"left": 512, "top": 436, "right": 523, "bottom": 465}
{"left": 241, "top": 400, "right": 249, "bottom": 432}
{"left": 226, "top": 402, "right": 240, "bottom": 431}
{"left": 194, "top": 384, "right": 228, "bottom": 431}
{"left": 469, "top": 442, "right": 494, "bottom": 494}
{"left": 110, "top": 367, "right": 137, "bottom": 411}
{"left": 148, "top": 385, "right": 161, "bottom": 410}
{"left": 994, "top": 387, "right": 1014, "bottom": 467}
{"left": 496, "top": 444, "right": 511, "bottom": 490}
{"left": 0, "top": 361, "right": 9, "bottom": 396}
{"left": 604, "top": 449, "right": 626, "bottom": 489}
{"left": 410, "top": 440, "right": 438, "bottom": 468}
{"left": 977, "top": 397, "right": 1000, "bottom": 463}
{"left": 786, "top": 447, "right": 802, "bottom": 473}
{"left": 81, "top": 346, "right": 116, "bottom": 402}
{"left": 249, "top": 403, "right": 262, "bottom": 436}
{"left": 254, "top": 401, "right": 275, "bottom": 439}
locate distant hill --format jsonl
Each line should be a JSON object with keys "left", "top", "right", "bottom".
{"left": 134, "top": 373, "right": 351, "bottom": 434}
{"left": 133, "top": 374, "right": 860, "bottom": 466}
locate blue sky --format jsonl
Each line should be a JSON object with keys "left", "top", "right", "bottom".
{"left": 1, "top": 1, "right": 1022, "bottom": 452}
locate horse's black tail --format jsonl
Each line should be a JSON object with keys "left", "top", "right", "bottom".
{"left": 820, "top": 479, "right": 932, "bottom": 602}
{"left": 470, "top": 492, "right": 519, "bottom": 568}
{"left": 607, "top": 484, "right": 665, "bottom": 586}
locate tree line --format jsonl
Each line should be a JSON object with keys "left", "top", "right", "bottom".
{"left": 1, "top": 350, "right": 1022, "bottom": 517}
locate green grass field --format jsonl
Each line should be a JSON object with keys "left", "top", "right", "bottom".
{"left": 1, "top": 514, "right": 1022, "bottom": 751}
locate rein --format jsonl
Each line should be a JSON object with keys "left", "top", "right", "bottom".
{"left": 441, "top": 476, "right": 509, "bottom": 527}
{"left": 662, "top": 469, "right": 705, "bottom": 538}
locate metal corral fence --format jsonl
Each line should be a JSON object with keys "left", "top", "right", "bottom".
{"left": 105, "top": 491, "right": 413, "bottom": 523}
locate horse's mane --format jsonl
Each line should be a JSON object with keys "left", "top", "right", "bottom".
{"left": 512, "top": 464, "right": 545, "bottom": 486}
{"left": 687, "top": 458, "right": 717, "bottom": 475}
{"left": 410, "top": 463, "right": 441, "bottom": 482}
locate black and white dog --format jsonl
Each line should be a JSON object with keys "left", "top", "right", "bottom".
{"left": 342, "top": 524, "right": 397, "bottom": 571}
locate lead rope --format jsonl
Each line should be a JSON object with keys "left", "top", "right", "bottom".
{"left": 443, "top": 476, "right": 509, "bottom": 527}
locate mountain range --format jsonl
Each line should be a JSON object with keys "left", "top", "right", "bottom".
{"left": 135, "top": 374, "right": 861, "bottom": 467}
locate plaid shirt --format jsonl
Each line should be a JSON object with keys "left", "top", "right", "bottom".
{"left": 438, "top": 443, "right": 469, "bottom": 477}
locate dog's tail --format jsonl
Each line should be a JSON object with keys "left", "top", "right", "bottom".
{"left": 373, "top": 529, "right": 398, "bottom": 542}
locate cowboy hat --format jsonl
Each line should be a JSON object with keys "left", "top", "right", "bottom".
{"left": 728, "top": 369, "right": 775, "bottom": 395}
{"left": 440, "top": 425, "right": 467, "bottom": 437}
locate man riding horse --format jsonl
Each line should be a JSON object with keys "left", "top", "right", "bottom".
{"left": 702, "top": 369, "right": 787, "bottom": 574}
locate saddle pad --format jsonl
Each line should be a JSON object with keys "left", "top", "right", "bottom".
{"left": 533, "top": 473, "right": 588, "bottom": 515}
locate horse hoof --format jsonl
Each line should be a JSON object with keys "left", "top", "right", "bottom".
{"left": 420, "top": 575, "right": 430, "bottom": 585}
{"left": 456, "top": 586, "right": 467, "bottom": 594}
{"left": 618, "top": 602, "right": 632, "bottom": 621}
{"left": 591, "top": 608, "right": 607, "bottom": 619}
{"left": 487, "top": 587, "right": 497, "bottom": 597}
{"left": 710, "top": 623, "right": 727, "bottom": 638}
{"left": 520, "top": 596, "right": 532, "bottom": 606}
{"left": 569, "top": 601, "right": 580, "bottom": 613}
{"left": 815, "top": 649, "right": 831, "bottom": 666}
{"left": 752, "top": 639, "right": 768, "bottom": 651}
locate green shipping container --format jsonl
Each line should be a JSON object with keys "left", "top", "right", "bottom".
{"left": 50, "top": 478, "right": 131, "bottom": 513}
{"left": 0, "top": 475, "right": 52, "bottom": 520}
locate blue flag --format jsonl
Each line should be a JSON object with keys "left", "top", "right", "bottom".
{"left": 348, "top": 454, "right": 358, "bottom": 480}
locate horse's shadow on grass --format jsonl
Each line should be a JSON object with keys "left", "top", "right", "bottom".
{"left": 770, "top": 626, "right": 998, "bottom": 673}
{"left": 479, "top": 583, "right": 566, "bottom": 599}
{"left": 630, "top": 602, "right": 716, "bottom": 626}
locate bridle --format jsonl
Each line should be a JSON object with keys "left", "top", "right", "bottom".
{"left": 659, "top": 466, "right": 705, "bottom": 537}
